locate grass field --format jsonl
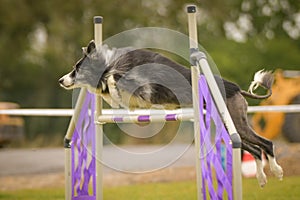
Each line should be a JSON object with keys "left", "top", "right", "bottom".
{"left": 1, "top": 176, "right": 299, "bottom": 200}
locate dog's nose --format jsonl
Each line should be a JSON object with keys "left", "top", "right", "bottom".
{"left": 59, "top": 78, "right": 64, "bottom": 84}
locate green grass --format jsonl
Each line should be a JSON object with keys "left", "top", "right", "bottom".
{"left": 1, "top": 176, "right": 299, "bottom": 200}
{"left": 242, "top": 176, "right": 300, "bottom": 200}
{"left": 0, "top": 188, "right": 65, "bottom": 200}
{"left": 105, "top": 181, "right": 197, "bottom": 200}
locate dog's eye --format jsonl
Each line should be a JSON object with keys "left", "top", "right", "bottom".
{"left": 74, "top": 57, "right": 85, "bottom": 71}
{"left": 71, "top": 69, "right": 76, "bottom": 77}
{"left": 74, "top": 63, "right": 80, "bottom": 72}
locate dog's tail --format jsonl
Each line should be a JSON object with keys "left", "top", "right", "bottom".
{"left": 241, "top": 69, "right": 274, "bottom": 99}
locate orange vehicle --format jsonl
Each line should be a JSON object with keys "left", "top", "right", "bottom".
{"left": 0, "top": 102, "right": 24, "bottom": 146}
{"left": 252, "top": 70, "right": 300, "bottom": 142}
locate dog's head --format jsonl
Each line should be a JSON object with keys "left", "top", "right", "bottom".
{"left": 59, "top": 40, "right": 107, "bottom": 93}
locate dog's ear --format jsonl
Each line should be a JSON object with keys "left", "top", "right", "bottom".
{"left": 86, "top": 40, "right": 96, "bottom": 54}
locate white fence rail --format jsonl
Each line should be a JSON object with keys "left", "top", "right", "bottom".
{"left": 248, "top": 105, "right": 300, "bottom": 113}
{"left": 0, "top": 105, "right": 299, "bottom": 117}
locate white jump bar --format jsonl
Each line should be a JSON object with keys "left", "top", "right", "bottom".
{"left": 97, "top": 112, "right": 195, "bottom": 124}
{"left": 0, "top": 105, "right": 299, "bottom": 117}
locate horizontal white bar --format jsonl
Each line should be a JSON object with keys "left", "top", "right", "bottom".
{"left": 0, "top": 105, "right": 299, "bottom": 117}
{"left": 247, "top": 105, "right": 300, "bottom": 113}
{"left": 0, "top": 109, "right": 74, "bottom": 116}
{"left": 97, "top": 113, "right": 195, "bottom": 123}
{"left": 0, "top": 108, "right": 194, "bottom": 117}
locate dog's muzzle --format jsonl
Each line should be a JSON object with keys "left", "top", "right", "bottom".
{"left": 59, "top": 73, "right": 75, "bottom": 89}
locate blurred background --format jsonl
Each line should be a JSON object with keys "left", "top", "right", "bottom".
{"left": 0, "top": 0, "right": 299, "bottom": 147}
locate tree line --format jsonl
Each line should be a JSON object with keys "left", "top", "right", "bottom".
{"left": 0, "top": 0, "right": 299, "bottom": 145}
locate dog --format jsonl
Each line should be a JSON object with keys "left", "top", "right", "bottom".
{"left": 59, "top": 40, "right": 283, "bottom": 187}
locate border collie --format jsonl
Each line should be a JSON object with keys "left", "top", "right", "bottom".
{"left": 59, "top": 40, "right": 283, "bottom": 186}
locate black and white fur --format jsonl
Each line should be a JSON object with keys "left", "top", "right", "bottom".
{"left": 59, "top": 40, "right": 283, "bottom": 186}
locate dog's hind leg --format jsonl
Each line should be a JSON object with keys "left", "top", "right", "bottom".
{"left": 229, "top": 125, "right": 271, "bottom": 187}
{"left": 242, "top": 140, "right": 262, "bottom": 160}
{"left": 267, "top": 154, "right": 283, "bottom": 181}
{"left": 245, "top": 127, "right": 283, "bottom": 181}
{"left": 227, "top": 93, "right": 267, "bottom": 186}
{"left": 245, "top": 127, "right": 274, "bottom": 156}
{"left": 255, "top": 135, "right": 284, "bottom": 180}
{"left": 227, "top": 93, "right": 283, "bottom": 185}
{"left": 242, "top": 141, "right": 267, "bottom": 187}
{"left": 255, "top": 158, "right": 268, "bottom": 187}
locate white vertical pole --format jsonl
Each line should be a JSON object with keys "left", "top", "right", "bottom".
{"left": 94, "top": 16, "right": 103, "bottom": 200}
{"left": 232, "top": 148, "right": 243, "bottom": 199}
{"left": 64, "top": 88, "right": 87, "bottom": 200}
{"left": 64, "top": 147, "right": 72, "bottom": 200}
{"left": 187, "top": 5, "right": 203, "bottom": 200}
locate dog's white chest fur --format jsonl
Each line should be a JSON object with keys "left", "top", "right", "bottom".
{"left": 104, "top": 75, "right": 152, "bottom": 110}
{"left": 104, "top": 75, "right": 178, "bottom": 110}
{"left": 105, "top": 75, "right": 121, "bottom": 108}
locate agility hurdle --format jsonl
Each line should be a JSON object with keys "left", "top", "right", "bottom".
{"left": 64, "top": 5, "right": 242, "bottom": 200}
